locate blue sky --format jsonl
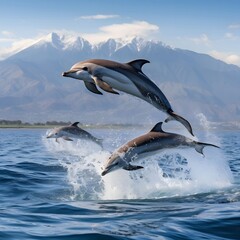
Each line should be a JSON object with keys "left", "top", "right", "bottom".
{"left": 1, "top": 0, "right": 240, "bottom": 65}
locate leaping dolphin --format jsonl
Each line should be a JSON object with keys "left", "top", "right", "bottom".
{"left": 46, "top": 122, "right": 102, "bottom": 146}
{"left": 62, "top": 59, "right": 194, "bottom": 136}
{"left": 101, "top": 122, "right": 219, "bottom": 176}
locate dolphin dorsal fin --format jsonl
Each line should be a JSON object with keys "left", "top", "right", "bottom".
{"left": 150, "top": 122, "right": 164, "bottom": 133}
{"left": 70, "top": 122, "right": 79, "bottom": 127}
{"left": 126, "top": 59, "right": 150, "bottom": 72}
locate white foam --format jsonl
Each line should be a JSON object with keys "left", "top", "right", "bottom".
{"left": 43, "top": 116, "right": 233, "bottom": 200}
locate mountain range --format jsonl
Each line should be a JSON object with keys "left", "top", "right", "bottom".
{"left": 0, "top": 32, "right": 239, "bottom": 127}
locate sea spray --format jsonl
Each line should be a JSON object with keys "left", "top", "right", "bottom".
{"left": 102, "top": 152, "right": 192, "bottom": 200}
{"left": 101, "top": 149, "right": 232, "bottom": 200}
{"left": 43, "top": 120, "right": 233, "bottom": 200}
{"left": 43, "top": 135, "right": 106, "bottom": 200}
{"left": 194, "top": 113, "right": 233, "bottom": 185}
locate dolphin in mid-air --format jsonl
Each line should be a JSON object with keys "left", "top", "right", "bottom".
{"left": 101, "top": 122, "right": 219, "bottom": 176}
{"left": 46, "top": 122, "right": 102, "bottom": 146}
{"left": 62, "top": 59, "right": 194, "bottom": 136}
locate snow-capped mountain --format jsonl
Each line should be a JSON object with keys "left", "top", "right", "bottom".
{"left": 0, "top": 32, "right": 240, "bottom": 126}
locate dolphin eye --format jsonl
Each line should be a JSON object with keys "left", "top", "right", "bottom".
{"left": 82, "top": 67, "right": 88, "bottom": 71}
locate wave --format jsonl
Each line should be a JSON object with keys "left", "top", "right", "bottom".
{"left": 43, "top": 115, "right": 233, "bottom": 200}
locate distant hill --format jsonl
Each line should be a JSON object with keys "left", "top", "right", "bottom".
{"left": 0, "top": 32, "right": 239, "bottom": 127}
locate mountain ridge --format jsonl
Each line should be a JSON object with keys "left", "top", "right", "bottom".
{"left": 0, "top": 32, "right": 239, "bottom": 126}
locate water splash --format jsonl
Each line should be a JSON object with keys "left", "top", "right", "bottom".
{"left": 43, "top": 118, "right": 233, "bottom": 200}
{"left": 193, "top": 113, "right": 233, "bottom": 188}
{"left": 43, "top": 136, "right": 106, "bottom": 200}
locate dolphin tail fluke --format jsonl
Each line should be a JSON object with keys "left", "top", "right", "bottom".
{"left": 194, "top": 141, "right": 220, "bottom": 156}
{"left": 165, "top": 111, "right": 194, "bottom": 136}
{"left": 63, "top": 136, "right": 73, "bottom": 141}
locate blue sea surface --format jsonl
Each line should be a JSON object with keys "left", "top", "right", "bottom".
{"left": 0, "top": 126, "right": 239, "bottom": 239}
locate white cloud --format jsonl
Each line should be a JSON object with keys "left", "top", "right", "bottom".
{"left": 225, "top": 32, "right": 240, "bottom": 40}
{"left": 189, "top": 34, "right": 210, "bottom": 46}
{"left": 226, "top": 54, "right": 240, "bottom": 64}
{"left": 0, "top": 21, "right": 159, "bottom": 59}
{"left": 210, "top": 50, "right": 240, "bottom": 66}
{"left": 82, "top": 21, "right": 159, "bottom": 43}
{"left": 0, "top": 30, "right": 38, "bottom": 59}
{"left": 0, "top": 31, "right": 15, "bottom": 47}
{"left": 225, "top": 32, "right": 235, "bottom": 39}
{"left": 0, "top": 37, "right": 15, "bottom": 43}
{"left": 228, "top": 24, "right": 240, "bottom": 29}
{"left": 0, "top": 37, "right": 38, "bottom": 59}
{"left": 78, "top": 14, "right": 119, "bottom": 20}
{"left": 1, "top": 30, "right": 14, "bottom": 37}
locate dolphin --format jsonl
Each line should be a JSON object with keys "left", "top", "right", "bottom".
{"left": 101, "top": 122, "right": 219, "bottom": 176}
{"left": 62, "top": 59, "right": 194, "bottom": 136}
{"left": 46, "top": 122, "right": 102, "bottom": 146}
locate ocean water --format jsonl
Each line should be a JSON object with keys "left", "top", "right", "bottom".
{"left": 0, "top": 121, "right": 239, "bottom": 239}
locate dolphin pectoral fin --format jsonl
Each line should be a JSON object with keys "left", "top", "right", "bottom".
{"left": 62, "top": 136, "right": 73, "bottom": 141}
{"left": 93, "top": 77, "right": 119, "bottom": 95}
{"left": 84, "top": 81, "right": 103, "bottom": 95}
{"left": 165, "top": 110, "right": 194, "bottom": 136}
{"left": 55, "top": 138, "right": 59, "bottom": 143}
{"left": 123, "top": 164, "right": 144, "bottom": 171}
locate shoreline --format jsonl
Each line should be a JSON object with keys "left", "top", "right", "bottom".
{"left": 1, "top": 124, "right": 240, "bottom": 131}
{"left": 0, "top": 124, "right": 145, "bottom": 130}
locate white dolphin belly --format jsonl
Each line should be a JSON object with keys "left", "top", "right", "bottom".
{"left": 100, "top": 69, "right": 142, "bottom": 97}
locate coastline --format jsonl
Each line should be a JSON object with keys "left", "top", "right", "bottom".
{"left": 0, "top": 123, "right": 145, "bottom": 130}
{"left": 1, "top": 123, "right": 240, "bottom": 131}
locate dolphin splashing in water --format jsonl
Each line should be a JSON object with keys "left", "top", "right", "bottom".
{"left": 46, "top": 122, "right": 102, "bottom": 146}
{"left": 62, "top": 59, "right": 194, "bottom": 136}
{"left": 101, "top": 122, "right": 219, "bottom": 176}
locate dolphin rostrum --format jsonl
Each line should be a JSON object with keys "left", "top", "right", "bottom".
{"left": 46, "top": 122, "right": 102, "bottom": 146}
{"left": 101, "top": 122, "right": 219, "bottom": 176}
{"left": 62, "top": 59, "right": 194, "bottom": 136}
